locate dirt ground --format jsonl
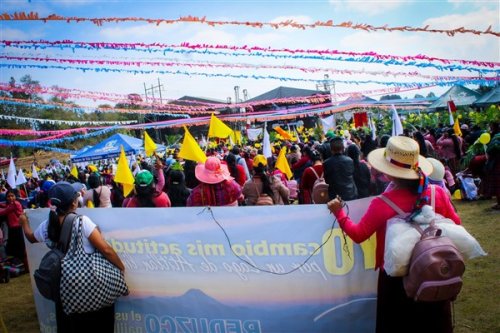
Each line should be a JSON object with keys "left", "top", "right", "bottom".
{"left": 11, "top": 151, "right": 70, "bottom": 171}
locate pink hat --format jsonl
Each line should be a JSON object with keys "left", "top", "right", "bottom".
{"left": 195, "top": 156, "right": 234, "bottom": 184}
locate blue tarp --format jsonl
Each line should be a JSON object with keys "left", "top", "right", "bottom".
{"left": 71, "top": 133, "right": 165, "bottom": 162}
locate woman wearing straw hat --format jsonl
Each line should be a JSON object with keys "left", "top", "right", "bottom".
{"left": 186, "top": 157, "right": 242, "bottom": 207}
{"left": 327, "top": 136, "right": 461, "bottom": 333}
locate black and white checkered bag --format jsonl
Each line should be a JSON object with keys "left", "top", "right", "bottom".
{"left": 60, "top": 217, "right": 129, "bottom": 314}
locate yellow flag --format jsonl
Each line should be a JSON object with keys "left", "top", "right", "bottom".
{"left": 114, "top": 146, "right": 135, "bottom": 197}
{"left": 275, "top": 147, "right": 293, "bottom": 180}
{"left": 230, "top": 130, "right": 242, "bottom": 145}
{"left": 453, "top": 118, "right": 462, "bottom": 137}
{"left": 178, "top": 126, "right": 207, "bottom": 163}
{"left": 70, "top": 165, "right": 78, "bottom": 178}
{"left": 208, "top": 113, "right": 233, "bottom": 138}
{"left": 144, "top": 131, "right": 158, "bottom": 157}
{"left": 274, "top": 126, "right": 292, "bottom": 140}
{"left": 86, "top": 200, "right": 95, "bottom": 208}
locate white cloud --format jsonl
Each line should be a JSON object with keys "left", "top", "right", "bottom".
{"left": 1, "top": 28, "right": 44, "bottom": 40}
{"left": 329, "top": 0, "right": 409, "bottom": 16}
{"left": 423, "top": 7, "right": 499, "bottom": 30}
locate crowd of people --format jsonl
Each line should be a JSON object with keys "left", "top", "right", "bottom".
{"left": 0, "top": 121, "right": 499, "bottom": 267}
{"left": 0, "top": 119, "right": 498, "bottom": 332}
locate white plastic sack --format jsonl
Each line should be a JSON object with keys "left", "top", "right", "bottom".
{"left": 384, "top": 205, "right": 487, "bottom": 277}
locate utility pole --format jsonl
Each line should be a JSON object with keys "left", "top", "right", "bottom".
{"left": 143, "top": 78, "right": 164, "bottom": 143}
{"left": 316, "top": 74, "right": 336, "bottom": 103}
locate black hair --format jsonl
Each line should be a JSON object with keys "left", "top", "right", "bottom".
{"left": 47, "top": 197, "right": 75, "bottom": 243}
{"left": 329, "top": 137, "right": 344, "bottom": 153}
{"left": 346, "top": 144, "right": 360, "bottom": 168}
{"left": 135, "top": 184, "right": 157, "bottom": 207}
{"left": 413, "top": 131, "right": 428, "bottom": 157}
{"left": 225, "top": 153, "right": 240, "bottom": 181}
{"left": 253, "top": 165, "right": 274, "bottom": 197}
{"left": 167, "top": 170, "right": 191, "bottom": 207}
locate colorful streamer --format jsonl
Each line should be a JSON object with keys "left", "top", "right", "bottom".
{"left": 1, "top": 55, "right": 495, "bottom": 83}
{"left": 1, "top": 12, "right": 498, "bottom": 37}
{"left": 0, "top": 113, "right": 137, "bottom": 126}
{"left": 2, "top": 40, "right": 498, "bottom": 73}
{"left": 0, "top": 98, "right": 196, "bottom": 116}
{"left": 0, "top": 82, "right": 438, "bottom": 110}
{"left": 1, "top": 63, "right": 493, "bottom": 88}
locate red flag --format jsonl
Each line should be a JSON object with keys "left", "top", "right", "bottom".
{"left": 447, "top": 100, "right": 457, "bottom": 113}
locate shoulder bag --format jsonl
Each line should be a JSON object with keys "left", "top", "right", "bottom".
{"left": 60, "top": 217, "right": 129, "bottom": 314}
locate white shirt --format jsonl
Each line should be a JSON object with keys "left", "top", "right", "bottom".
{"left": 34, "top": 215, "right": 97, "bottom": 253}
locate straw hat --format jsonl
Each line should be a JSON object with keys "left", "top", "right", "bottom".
{"left": 426, "top": 158, "right": 445, "bottom": 181}
{"left": 195, "top": 156, "right": 233, "bottom": 184}
{"left": 367, "top": 136, "right": 432, "bottom": 180}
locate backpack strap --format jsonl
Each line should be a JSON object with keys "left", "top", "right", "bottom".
{"left": 379, "top": 194, "right": 407, "bottom": 216}
{"left": 309, "top": 167, "right": 320, "bottom": 180}
{"left": 430, "top": 184, "right": 436, "bottom": 210}
{"left": 58, "top": 213, "right": 79, "bottom": 254}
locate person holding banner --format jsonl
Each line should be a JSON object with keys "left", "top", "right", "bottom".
{"left": 186, "top": 157, "right": 242, "bottom": 207}
{"left": 19, "top": 182, "right": 125, "bottom": 333}
{"left": 327, "top": 136, "right": 461, "bottom": 333}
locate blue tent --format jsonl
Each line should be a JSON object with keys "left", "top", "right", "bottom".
{"left": 71, "top": 133, "right": 165, "bottom": 163}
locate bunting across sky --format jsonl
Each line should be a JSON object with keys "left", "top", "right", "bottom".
{"left": 1, "top": 12, "right": 498, "bottom": 36}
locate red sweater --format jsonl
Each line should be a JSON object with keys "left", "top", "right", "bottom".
{"left": 0, "top": 200, "right": 24, "bottom": 228}
{"left": 334, "top": 185, "right": 461, "bottom": 270}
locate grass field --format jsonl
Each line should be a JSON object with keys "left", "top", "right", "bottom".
{"left": 0, "top": 199, "right": 498, "bottom": 333}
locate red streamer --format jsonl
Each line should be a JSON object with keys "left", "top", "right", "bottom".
{"left": 1, "top": 12, "right": 498, "bottom": 37}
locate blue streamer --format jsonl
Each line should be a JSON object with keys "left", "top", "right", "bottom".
{"left": 0, "top": 64, "right": 495, "bottom": 87}
{"left": 2, "top": 42, "right": 497, "bottom": 74}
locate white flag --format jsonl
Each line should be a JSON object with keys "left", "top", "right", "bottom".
{"left": 262, "top": 125, "right": 272, "bottom": 158}
{"left": 391, "top": 105, "right": 404, "bottom": 137}
{"left": 369, "top": 114, "right": 377, "bottom": 140}
{"left": 16, "top": 168, "right": 27, "bottom": 186}
{"left": 247, "top": 128, "right": 262, "bottom": 141}
{"left": 6, "top": 156, "right": 17, "bottom": 189}
{"left": 32, "top": 164, "right": 39, "bottom": 179}
{"left": 448, "top": 102, "right": 455, "bottom": 126}
{"left": 320, "top": 115, "right": 336, "bottom": 135}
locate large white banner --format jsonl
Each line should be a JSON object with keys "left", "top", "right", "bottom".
{"left": 26, "top": 198, "right": 378, "bottom": 333}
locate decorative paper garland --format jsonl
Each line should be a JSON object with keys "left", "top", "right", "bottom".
{"left": 0, "top": 98, "right": 197, "bottom": 116}
{"left": 2, "top": 55, "right": 494, "bottom": 84}
{"left": 1, "top": 64, "right": 490, "bottom": 88}
{"left": 0, "top": 113, "right": 137, "bottom": 126}
{"left": 1, "top": 12, "right": 498, "bottom": 37}
{"left": 0, "top": 82, "right": 438, "bottom": 110}
{"left": 3, "top": 40, "right": 498, "bottom": 73}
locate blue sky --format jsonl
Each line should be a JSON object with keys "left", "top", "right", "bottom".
{"left": 1, "top": 0, "right": 499, "bottom": 106}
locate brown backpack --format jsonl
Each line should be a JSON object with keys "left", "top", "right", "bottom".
{"left": 253, "top": 180, "right": 274, "bottom": 206}
{"left": 403, "top": 221, "right": 465, "bottom": 302}
{"left": 380, "top": 187, "right": 465, "bottom": 302}
{"left": 309, "top": 167, "right": 329, "bottom": 204}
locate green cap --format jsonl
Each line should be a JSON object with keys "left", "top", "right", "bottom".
{"left": 135, "top": 170, "right": 154, "bottom": 187}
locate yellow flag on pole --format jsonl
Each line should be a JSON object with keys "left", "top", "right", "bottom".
{"left": 144, "top": 131, "right": 157, "bottom": 157}
{"left": 114, "top": 146, "right": 135, "bottom": 197}
{"left": 275, "top": 147, "right": 293, "bottom": 180}
{"left": 274, "top": 126, "right": 292, "bottom": 140}
{"left": 70, "top": 165, "right": 78, "bottom": 178}
{"left": 178, "top": 126, "right": 207, "bottom": 163}
{"left": 208, "top": 113, "right": 233, "bottom": 138}
{"left": 453, "top": 118, "right": 462, "bottom": 137}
